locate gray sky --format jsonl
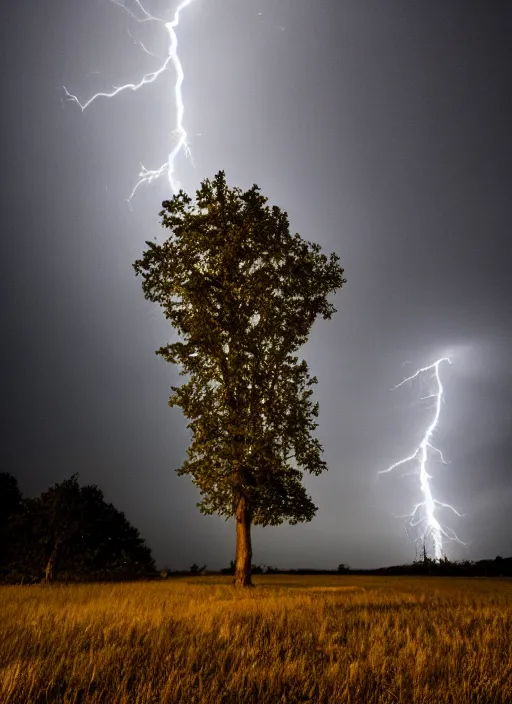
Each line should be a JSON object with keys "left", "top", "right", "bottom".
{"left": 1, "top": 0, "right": 511, "bottom": 569}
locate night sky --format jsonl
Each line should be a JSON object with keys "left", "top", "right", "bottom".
{"left": 1, "top": 0, "right": 511, "bottom": 570}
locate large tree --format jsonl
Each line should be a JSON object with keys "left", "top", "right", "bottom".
{"left": 134, "top": 172, "right": 345, "bottom": 586}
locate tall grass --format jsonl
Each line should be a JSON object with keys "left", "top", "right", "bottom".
{"left": 1, "top": 575, "right": 511, "bottom": 703}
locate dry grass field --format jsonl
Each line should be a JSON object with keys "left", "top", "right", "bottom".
{"left": 1, "top": 575, "right": 511, "bottom": 703}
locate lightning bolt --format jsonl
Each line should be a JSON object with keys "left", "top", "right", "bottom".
{"left": 380, "top": 358, "right": 464, "bottom": 560}
{"left": 63, "top": 0, "right": 196, "bottom": 204}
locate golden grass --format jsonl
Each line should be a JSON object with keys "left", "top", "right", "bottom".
{"left": 1, "top": 575, "right": 512, "bottom": 703}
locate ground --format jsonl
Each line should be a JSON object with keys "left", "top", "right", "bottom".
{"left": 1, "top": 575, "right": 511, "bottom": 703}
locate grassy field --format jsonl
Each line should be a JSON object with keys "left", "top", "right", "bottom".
{"left": 1, "top": 575, "right": 511, "bottom": 703}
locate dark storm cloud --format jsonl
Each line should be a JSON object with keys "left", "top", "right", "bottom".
{"left": 1, "top": 0, "right": 510, "bottom": 569}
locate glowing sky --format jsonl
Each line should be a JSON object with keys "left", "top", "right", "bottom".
{"left": 1, "top": 0, "right": 511, "bottom": 569}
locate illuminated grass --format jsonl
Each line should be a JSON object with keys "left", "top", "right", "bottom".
{"left": 1, "top": 575, "right": 511, "bottom": 703}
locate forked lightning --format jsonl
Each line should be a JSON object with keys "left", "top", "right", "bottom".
{"left": 63, "top": 0, "right": 196, "bottom": 203}
{"left": 380, "top": 358, "right": 463, "bottom": 560}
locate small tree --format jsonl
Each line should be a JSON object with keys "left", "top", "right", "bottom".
{"left": 189, "top": 563, "right": 206, "bottom": 575}
{"left": 221, "top": 560, "right": 236, "bottom": 575}
{"left": 5, "top": 475, "right": 155, "bottom": 583}
{"left": 134, "top": 172, "right": 345, "bottom": 586}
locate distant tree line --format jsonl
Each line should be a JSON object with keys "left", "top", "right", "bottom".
{"left": 214, "top": 557, "right": 512, "bottom": 578}
{"left": 0, "top": 473, "right": 155, "bottom": 584}
{"left": 161, "top": 556, "right": 512, "bottom": 579}
{"left": 356, "top": 554, "right": 512, "bottom": 578}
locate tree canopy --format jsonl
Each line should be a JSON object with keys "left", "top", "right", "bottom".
{"left": 0, "top": 474, "right": 155, "bottom": 583}
{"left": 0, "top": 472, "right": 22, "bottom": 527}
{"left": 0, "top": 472, "right": 22, "bottom": 569}
{"left": 134, "top": 171, "right": 345, "bottom": 585}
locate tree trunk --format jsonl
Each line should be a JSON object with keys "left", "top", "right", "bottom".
{"left": 234, "top": 494, "right": 253, "bottom": 587}
{"left": 44, "top": 544, "right": 59, "bottom": 584}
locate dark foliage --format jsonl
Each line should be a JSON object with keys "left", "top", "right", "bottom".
{"left": 220, "top": 561, "right": 267, "bottom": 575}
{"left": 0, "top": 472, "right": 22, "bottom": 523}
{"left": 357, "top": 555, "right": 512, "bottom": 578}
{"left": 218, "top": 556, "right": 512, "bottom": 577}
{"left": 220, "top": 560, "right": 236, "bottom": 575}
{"left": 0, "top": 474, "right": 155, "bottom": 584}
{"left": 0, "top": 473, "right": 22, "bottom": 568}
{"left": 189, "top": 563, "right": 206, "bottom": 575}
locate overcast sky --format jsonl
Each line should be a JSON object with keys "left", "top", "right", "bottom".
{"left": 1, "top": 0, "right": 511, "bottom": 570}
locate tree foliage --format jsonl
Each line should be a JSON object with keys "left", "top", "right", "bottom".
{"left": 134, "top": 172, "right": 345, "bottom": 584}
{"left": 1, "top": 474, "right": 155, "bottom": 583}
{"left": 0, "top": 472, "right": 22, "bottom": 569}
{"left": 0, "top": 472, "right": 22, "bottom": 525}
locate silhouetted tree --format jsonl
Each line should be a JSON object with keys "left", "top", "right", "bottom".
{"left": 71, "top": 484, "right": 156, "bottom": 580}
{"left": 0, "top": 473, "right": 22, "bottom": 524}
{"left": 189, "top": 563, "right": 206, "bottom": 575}
{"left": 134, "top": 172, "right": 345, "bottom": 586}
{"left": 221, "top": 559, "right": 236, "bottom": 575}
{"left": 0, "top": 473, "right": 22, "bottom": 573}
{"left": 4, "top": 475, "right": 154, "bottom": 583}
